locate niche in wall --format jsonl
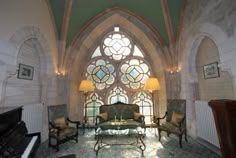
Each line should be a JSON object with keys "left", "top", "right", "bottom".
{"left": 196, "top": 37, "right": 234, "bottom": 100}
{"left": 5, "top": 39, "right": 43, "bottom": 106}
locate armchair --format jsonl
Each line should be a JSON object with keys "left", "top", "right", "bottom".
{"left": 155, "top": 99, "right": 187, "bottom": 148}
{"left": 47, "top": 104, "right": 80, "bottom": 151}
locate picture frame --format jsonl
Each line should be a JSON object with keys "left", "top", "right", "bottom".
{"left": 203, "top": 62, "right": 220, "bottom": 79}
{"left": 17, "top": 63, "right": 34, "bottom": 80}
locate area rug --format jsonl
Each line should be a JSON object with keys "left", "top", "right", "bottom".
{"left": 35, "top": 129, "right": 220, "bottom": 158}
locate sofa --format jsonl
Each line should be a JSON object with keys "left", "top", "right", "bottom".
{"left": 95, "top": 102, "right": 145, "bottom": 130}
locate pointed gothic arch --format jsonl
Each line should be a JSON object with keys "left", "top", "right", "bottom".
{"left": 68, "top": 8, "right": 167, "bottom": 123}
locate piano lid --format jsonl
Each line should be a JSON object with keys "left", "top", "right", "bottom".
{"left": 0, "top": 106, "right": 23, "bottom": 135}
{"left": 0, "top": 106, "right": 22, "bottom": 115}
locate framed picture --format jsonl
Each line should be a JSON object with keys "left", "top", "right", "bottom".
{"left": 203, "top": 62, "right": 220, "bottom": 79}
{"left": 17, "top": 63, "right": 34, "bottom": 80}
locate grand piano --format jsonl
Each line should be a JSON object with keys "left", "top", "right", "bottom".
{"left": 0, "top": 106, "right": 40, "bottom": 158}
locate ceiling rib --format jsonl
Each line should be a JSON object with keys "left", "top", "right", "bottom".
{"left": 69, "top": 7, "right": 167, "bottom": 49}
{"left": 59, "top": 0, "right": 72, "bottom": 72}
{"left": 45, "top": 0, "right": 59, "bottom": 44}
{"left": 176, "top": 0, "right": 187, "bottom": 42}
{"left": 160, "top": 0, "right": 174, "bottom": 46}
{"left": 160, "top": 0, "right": 175, "bottom": 67}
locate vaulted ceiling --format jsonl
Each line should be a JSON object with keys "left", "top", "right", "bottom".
{"left": 48, "top": 0, "right": 185, "bottom": 47}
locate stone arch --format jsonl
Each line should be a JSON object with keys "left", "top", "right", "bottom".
{"left": 9, "top": 26, "right": 53, "bottom": 74}
{"left": 68, "top": 9, "right": 167, "bottom": 121}
{"left": 181, "top": 23, "right": 229, "bottom": 97}
{"left": 180, "top": 22, "right": 235, "bottom": 137}
{"left": 196, "top": 37, "right": 235, "bottom": 100}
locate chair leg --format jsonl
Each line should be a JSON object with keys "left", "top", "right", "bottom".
{"left": 75, "top": 136, "right": 78, "bottom": 143}
{"left": 48, "top": 137, "right": 51, "bottom": 147}
{"left": 56, "top": 144, "right": 59, "bottom": 152}
{"left": 158, "top": 130, "right": 161, "bottom": 141}
{"left": 179, "top": 134, "right": 182, "bottom": 148}
{"left": 185, "top": 130, "right": 188, "bottom": 142}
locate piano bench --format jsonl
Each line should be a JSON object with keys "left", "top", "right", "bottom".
{"left": 57, "top": 154, "right": 76, "bottom": 158}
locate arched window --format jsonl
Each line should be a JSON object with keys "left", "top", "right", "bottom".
{"left": 84, "top": 26, "right": 154, "bottom": 124}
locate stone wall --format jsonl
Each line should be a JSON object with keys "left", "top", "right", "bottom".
{"left": 0, "top": 0, "right": 63, "bottom": 142}
{"left": 179, "top": 0, "right": 236, "bottom": 137}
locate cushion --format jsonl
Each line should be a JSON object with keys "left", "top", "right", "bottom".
{"left": 133, "top": 112, "right": 142, "bottom": 120}
{"left": 171, "top": 111, "right": 184, "bottom": 126}
{"left": 54, "top": 116, "right": 67, "bottom": 129}
{"left": 98, "top": 112, "right": 108, "bottom": 121}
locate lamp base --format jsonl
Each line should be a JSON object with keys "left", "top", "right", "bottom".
{"left": 82, "top": 116, "right": 89, "bottom": 135}
{"left": 83, "top": 116, "right": 88, "bottom": 124}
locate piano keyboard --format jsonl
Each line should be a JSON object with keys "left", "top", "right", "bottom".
{"left": 21, "top": 136, "right": 38, "bottom": 158}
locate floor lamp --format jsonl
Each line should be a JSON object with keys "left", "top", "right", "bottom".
{"left": 78, "top": 80, "right": 94, "bottom": 124}
{"left": 144, "top": 78, "right": 160, "bottom": 123}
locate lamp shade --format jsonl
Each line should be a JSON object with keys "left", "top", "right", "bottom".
{"left": 144, "top": 78, "right": 160, "bottom": 92}
{"left": 78, "top": 80, "right": 94, "bottom": 92}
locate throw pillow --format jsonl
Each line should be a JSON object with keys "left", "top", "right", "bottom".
{"left": 54, "top": 116, "right": 66, "bottom": 129}
{"left": 134, "top": 112, "right": 141, "bottom": 120}
{"left": 171, "top": 111, "right": 184, "bottom": 126}
{"left": 98, "top": 112, "right": 108, "bottom": 121}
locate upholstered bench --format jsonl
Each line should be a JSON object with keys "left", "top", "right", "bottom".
{"left": 95, "top": 102, "right": 145, "bottom": 129}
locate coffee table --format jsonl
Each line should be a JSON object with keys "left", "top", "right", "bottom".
{"left": 94, "top": 120, "right": 146, "bottom": 157}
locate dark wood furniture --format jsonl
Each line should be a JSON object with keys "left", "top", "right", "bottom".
{"left": 0, "top": 106, "right": 40, "bottom": 157}
{"left": 47, "top": 104, "right": 80, "bottom": 151}
{"left": 155, "top": 99, "right": 187, "bottom": 148}
{"left": 208, "top": 99, "right": 236, "bottom": 158}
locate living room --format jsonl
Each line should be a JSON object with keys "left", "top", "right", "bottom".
{"left": 0, "top": 0, "right": 236, "bottom": 157}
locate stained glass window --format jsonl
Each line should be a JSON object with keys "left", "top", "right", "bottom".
{"left": 121, "top": 59, "right": 150, "bottom": 89}
{"left": 133, "top": 92, "right": 152, "bottom": 124}
{"left": 103, "top": 32, "right": 132, "bottom": 60}
{"left": 85, "top": 93, "right": 104, "bottom": 123}
{"left": 83, "top": 26, "right": 154, "bottom": 124}
{"left": 86, "top": 59, "right": 115, "bottom": 90}
{"left": 108, "top": 86, "right": 128, "bottom": 104}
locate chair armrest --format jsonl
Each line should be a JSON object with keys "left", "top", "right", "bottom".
{"left": 49, "top": 121, "right": 61, "bottom": 136}
{"left": 134, "top": 114, "right": 145, "bottom": 124}
{"left": 155, "top": 112, "right": 168, "bottom": 126}
{"left": 178, "top": 116, "right": 186, "bottom": 130}
{"left": 139, "top": 115, "right": 145, "bottom": 124}
{"left": 49, "top": 121, "right": 60, "bottom": 129}
{"left": 95, "top": 115, "right": 106, "bottom": 126}
{"left": 67, "top": 118, "right": 80, "bottom": 129}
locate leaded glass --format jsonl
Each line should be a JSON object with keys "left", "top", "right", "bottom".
{"left": 121, "top": 59, "right": 150, "bottom": 89}
{"left": 86, "top": 59, "right": 115, "bottom": 90}
{"left": 133, "top": 92, "right": 152, "bottom": 124}
{"left": 91, "top": 46, "right": 102, "bottom": 58}
{"left": 85, "top": 93, "right": 104, "bottom": 124}
{"left": 103, "top": 32, "right": 132, "bottom": 60}
{"left": 83, "top": 26, "right": 153, "bottom": 124}
{"left": 108, "top": 86, "right": 128, "bottom": 104}
{"left": 133, "top": 45, "right": 144, "bottom": 57}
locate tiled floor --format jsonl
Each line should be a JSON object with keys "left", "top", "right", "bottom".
{"left": 36, "top": 129, "right": 220, "bottom": 158}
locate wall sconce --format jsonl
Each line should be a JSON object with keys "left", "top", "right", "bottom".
{"left": 55, "top": 70, "right": 66, "bottom": 76}
{"left": 167, "top": 67, "right": 180, "bottom": 74}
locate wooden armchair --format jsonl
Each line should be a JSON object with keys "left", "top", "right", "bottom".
{"left": 155, "top": 99, "right": 187, "bottom": 148}
{"left": 47, "top": 104, "right": 80, "bottom": 151}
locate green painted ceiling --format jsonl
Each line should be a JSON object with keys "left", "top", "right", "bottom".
{"left": 49, "top": 0, "right": 184, "bottom": 46}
